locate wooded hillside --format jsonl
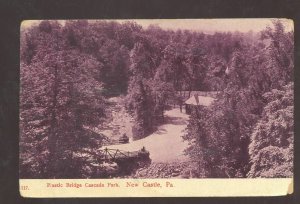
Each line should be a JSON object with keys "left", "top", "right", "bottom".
{"left": 20, "top": 20, "right": 293, "bottom": 178}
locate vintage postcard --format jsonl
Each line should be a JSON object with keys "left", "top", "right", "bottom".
{"left": 19, "top": 19, "right": 294, "bottom": 197}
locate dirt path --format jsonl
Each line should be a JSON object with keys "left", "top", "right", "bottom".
{"left": 103, "top": 108, "right": 190, "bottom": 163}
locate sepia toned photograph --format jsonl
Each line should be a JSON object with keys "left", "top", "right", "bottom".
{"left": 20, "top": 19, "right": 293, "bottom": 183}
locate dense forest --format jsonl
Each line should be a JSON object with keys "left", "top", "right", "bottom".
{"left": 20, "top": 20, "right": 293, "bottom": 178}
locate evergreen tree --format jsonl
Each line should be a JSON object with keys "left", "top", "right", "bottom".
{"left": 20, "top": 21, "right": 106, "bottom": 178}
{"left": 248, "top": 83, "right": 293, "bottom": 177}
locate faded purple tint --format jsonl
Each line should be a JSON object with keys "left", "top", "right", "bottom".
{"left": 20, "top": 19, "right": 294, "bottom": 179}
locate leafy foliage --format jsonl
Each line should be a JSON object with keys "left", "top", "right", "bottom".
{"left": 248, "top": 83, "right": 293, "bottom": 177}
{"left": 20, "top": 21, "right": 107, "bottom": 178}
{"left": 20, "top": 19, "right": 293, "bottom": 178}
{"left": 183, "top": 20, "right": 293, "bottom": 178}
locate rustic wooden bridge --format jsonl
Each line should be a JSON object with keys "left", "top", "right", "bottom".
{"left": 77, "top": 147, "right": 151, "bottom": 177}
{"left": 78, "top": 147, "right": 149, "bottom": 163}
{"left": 99, "top": 147, "right": 149, "bottom": 161}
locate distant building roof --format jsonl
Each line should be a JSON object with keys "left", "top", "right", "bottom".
{"left": 184, "top": 94, "right": 215, "bottom": 106}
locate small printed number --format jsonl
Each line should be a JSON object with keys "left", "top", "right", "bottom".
{"left": 20, "top": 185, "right": 29, "bottom": 190}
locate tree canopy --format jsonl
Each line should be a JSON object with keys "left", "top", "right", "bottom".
{"left": 20, "top": 20, "right": 293, "bottom": 178}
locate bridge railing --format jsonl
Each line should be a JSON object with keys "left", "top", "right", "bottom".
{"left": 78, "top": 147, "right": 149, "bottom": 162}
{"left": 100, "top": 148, "right": 144, "bottom": 160}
